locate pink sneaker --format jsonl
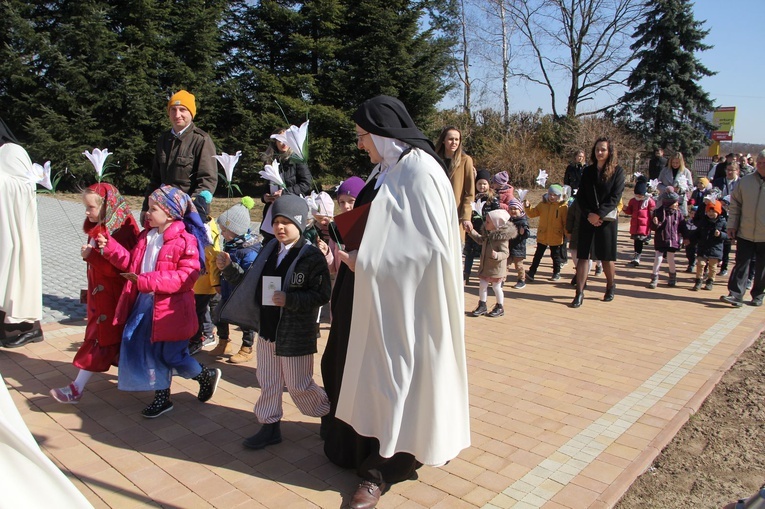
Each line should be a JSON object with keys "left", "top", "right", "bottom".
{"left": 49, "top": 383, "right": 82, "bottom": 404}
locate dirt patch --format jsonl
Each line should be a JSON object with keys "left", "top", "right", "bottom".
{"left": 616, "top": 332, "right": 765, "bottom": 508}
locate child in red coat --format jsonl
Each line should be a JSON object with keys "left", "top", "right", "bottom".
{"left": 622, "top": 177, "right": 655, "bottom": 267}
{"left": 109, "top": 185, "right": 221, "bottom": 418}
{"left": 50, "top": 183, "right": 140, "bottom": 404}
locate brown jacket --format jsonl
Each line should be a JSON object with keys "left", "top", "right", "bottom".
{"left": 468, "top": 221, "right": 517, "bottom": 279}
{"left": 449, "top": 153, "right": 475, "bottom": 222}
{"left": 143, "top": 123, "right": 218, "bottom": 210}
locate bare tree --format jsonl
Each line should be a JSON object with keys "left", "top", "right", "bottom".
{"left": 456, "top": 0, "right": 473, "bottom": 115}
{"left": 508, "top": 0, "right": 644, "bottom": 118}
{"left": 469, "top": 0, "right": 514, "bottom": 124}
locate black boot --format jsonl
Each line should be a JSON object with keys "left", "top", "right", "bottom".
{"left": 486, "top": 304, "right": 504, "bottom": 318}
{"left": 692, "top": 278, "right": 702, "bottom": 291}
{"left": 470, "top": 301, "right": 487, "bottom": 317}
{"left": 243, "top": 421, "right": 282, "bottom": 449}
{"left": 142, "top": 389, "right": 173, "bottom": 418}
{"left": 193, "top": 366, "right": 222, "bottom": 402}
{"left": 570, "top": 291, "right": 584, "bottom": 308}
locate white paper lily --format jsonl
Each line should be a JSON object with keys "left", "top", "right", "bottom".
{"left": 259, "top": 160, "right": 286, "bottom": 189}
{"left": 271, "top": 120, "right": 309, "bottom": 162}
{"left": 516, "top": 189, "right": 529, "bottom": 202}
{"left": 214, "top": 151, "right": 242, "bottom": 183}
{"left": 649, "top": 178, "right": 660, "bottom": 191}
{"left": 31, "top": 161, "right": 53, "bottom": 190}
{"left": 633, "top": 171, "right": 643, "bottom": 180}
{"left": 471, "top": 199, "right": 486, "bottom": 216}
{"left": 82, "top": 148, "right": 111, "bottom": 180}
{"left": 305, "top": 191, "right": 334, "bottom": 217}
{"left": 535, "top": 169, "right": 548, "bottom": 188}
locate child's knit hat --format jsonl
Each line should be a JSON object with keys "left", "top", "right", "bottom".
{"left": 507, "top": 198, "right": 525, "bottom": 216}
{"left": 663, "top": 191, "right": 680, "bottom": 206}
{"left": 218, "top": 197, "right": 254, "bottom": 236}
{"left": 634, "top": 176, "right": 648, "bottom": 196}
{"left": 337, "top": 177, "right": 365, "bottom": 199}
{"left": 548, "top": 184, "right": 563, "bottom": 197}
{"left": 272, "top": 194, "right": 309, "bottom": 233}
{"left": 706, "top": 200, "right": 722, "bottom": 215}
{"left": 492, "top": 171, "right": 510, "bottom": 188}
{"left": 486, "top": 209, "right": 511, "bottom": 229}
{"left": 476, "top": 169, "right": 491, "bottom": 183}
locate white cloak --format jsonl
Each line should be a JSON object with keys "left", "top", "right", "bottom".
{"left": 0, "top": 143, "right": 42, "bottom": 324}
{"left": 335, "top": 148, "right": 470, "bottom": 466}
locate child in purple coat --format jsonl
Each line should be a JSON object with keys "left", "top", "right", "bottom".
{"left": 648, "top": 190, "right": 687, "bottom": 289}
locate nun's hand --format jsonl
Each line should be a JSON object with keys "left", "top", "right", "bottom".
{"left": 337, "top": 249, "right": 358, "bottom": 272}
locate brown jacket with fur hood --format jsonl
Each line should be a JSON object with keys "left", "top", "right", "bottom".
{"left": 468, "top": 221, "right": 518, "bottom": 279}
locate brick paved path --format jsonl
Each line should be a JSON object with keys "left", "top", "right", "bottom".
{"left": 2, "top": 196, "right": 763, "bottom": 508}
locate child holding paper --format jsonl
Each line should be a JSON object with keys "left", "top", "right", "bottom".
{"left": 216, "top": 194, "right": 331, "bottom": 449}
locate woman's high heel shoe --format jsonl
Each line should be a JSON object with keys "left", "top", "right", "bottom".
{"left": 603, "top": 283, "right": 616, "bottom": 302}
{"left": 570, "top": 292, "right": 584, "bottom": 308}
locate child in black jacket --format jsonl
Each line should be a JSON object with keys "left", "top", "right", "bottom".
{"left": 217, "top": 195, "right": 331, "bottom": 449}
{"left": 691, "top": 200, "right": 727, "bottom": 291}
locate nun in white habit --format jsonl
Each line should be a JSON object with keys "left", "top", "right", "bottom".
{"left": 327, "top": 96, "right": 470, "bottom": 509}
{"left": 0, "top": 119, "right": 44, "bottom": 347}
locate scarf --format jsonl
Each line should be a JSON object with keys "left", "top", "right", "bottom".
{"left": 83, "top": 183, "right": 137, "bottom": 239}
{"left": 149, "top": 185, "right": 209, "bottom": 266}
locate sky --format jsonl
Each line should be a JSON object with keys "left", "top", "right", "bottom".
{"left": 441, "top": 0, "right": 763, "bottom": 144}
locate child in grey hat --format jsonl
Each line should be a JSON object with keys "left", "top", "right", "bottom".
{"left": 216, "top": 194, "right": 331, "bottom": 449}
{"left": 210, "top": 197, "right": 261, "bottom": 362}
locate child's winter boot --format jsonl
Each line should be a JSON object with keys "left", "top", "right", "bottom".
{"left": 648, "top": 274, "right": 659, "bottom": 289}
{"left": 668, "top": 272, "right": 677, "bottom": 287}
{"left": 470, "top": 301, "right": 488, "bottom": 317}
{"left": 692, "top": 278, "right": 702, "bottom": 291}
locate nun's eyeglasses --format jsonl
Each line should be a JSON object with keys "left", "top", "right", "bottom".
{"left": 356, "top": 131, "right": 370, "bottom": 141}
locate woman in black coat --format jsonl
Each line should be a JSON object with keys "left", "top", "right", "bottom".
{"left": 571, "top": 137, "right": 625, "bottom": 308}
{"left": 259, "top": 129, "right": 313, "bottom": 242}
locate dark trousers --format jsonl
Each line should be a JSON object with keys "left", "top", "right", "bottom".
{"left": 217, "top": 321, "right": 255, "bottom": 348}
{"left": 721, "top": 240, "right": 732, "bottom": 270}
{"left": 192, "top": 294, "right": 215, "bottom": 343}
{"left": 528, "top": 243, "right": 563, "bottom": 276}
{"left": 727, "top": 237, "right": 765, "bottom": 300}
{"left": 685, "top": 242, "right": 696, "bottom": 266}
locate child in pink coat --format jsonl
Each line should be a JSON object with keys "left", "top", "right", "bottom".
{"left": 109, "top": 185, "right": 221, "bottom": 418}
{"left": 622, "top": 176, "right": 655, "bottom": 267}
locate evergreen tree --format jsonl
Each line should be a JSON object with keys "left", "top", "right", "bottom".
{"left": 618, "top": 0, "right": 715, "bottom": 158}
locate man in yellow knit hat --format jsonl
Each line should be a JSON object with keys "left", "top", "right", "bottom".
{"left": 141, "top": 90, "right": 218, "bottom": 222}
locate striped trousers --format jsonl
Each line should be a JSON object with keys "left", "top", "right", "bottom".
{"left": 254, "top": 337, "right": 330, "bottom": 424}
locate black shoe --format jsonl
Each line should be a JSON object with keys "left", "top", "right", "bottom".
{"left": 486, "top": 304, "right": 504, "bottom": 317}
{"left": 2, "top": 328, "right": 44, "bottom": 348}
{"left": 243, "top": 421, "right": 282, "bottom": 450}
{"left": 188, "top": 340, "right": 203, "bottom": 356}
{"left": 550, "top": 273, "right": 561, "bottom": 281}
{"left": 594, "top": 266, "right": 603, "bottom": 276}
{"left": 703, "top": 279, "right": 714, "bottom": 291}
{"left": 603, "top": 284, "right": 616, "bottom": 302}
{"left": 570, "top": 292, "right": 584, "bottom": 308}
{"left": 142, "top": 389, "right": 173, "bottom": 418}
{"left": 719, "top": 269, "right": 728, "bottom": 277}
{"left": 514, "top": 280, "right": 526, "bottom": 289}
{"left": 195, "top": 367, "right": 222, "bottom": 402}
{"left": 685, "top": 264, "right": 695, "bottom": 273}
{"left": 720, "top": 294, "right": 743, "bottom": 307}
{"left": 470, "top": 301, "right": 487, "bottom": 317}
{"left": 526, "top": 272, "right": 535, "bottom": 282}
{"left": 692, "top": 278, "right": 702, "bottom": 291}
{"left": 750, "top": 296, "right": 764, "bottom": 307}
